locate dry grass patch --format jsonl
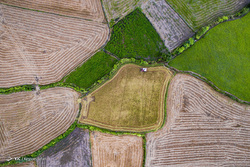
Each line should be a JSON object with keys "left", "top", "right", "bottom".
{"left": 141, "top": 0, "right": 194, "bottom": 51}
{"left": 102, "top": 0, "right": 147, "bottom": 23}
{"left": 146, "top": 74, "right": 250, "bottom": 166}
{"left": 79, "top": 64, "right": 173, "bottom": 132}
{"left": 0, "top": 88, "right": 79, "bottom": 162}
{"left": 91, "top": 131, "right": 143, "bottom": 167}
{"left": 0, "top": 0, "right": 106, "bottom": 23}
{"left": 0, "top": 4, "right": 109, "bottom": 87}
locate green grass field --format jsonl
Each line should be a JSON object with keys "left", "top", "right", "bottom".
{"left": 64, "top": 51, "right": 117, "bottom": 89}
{"left": 105, "top": 8, "right": 168, "bottom": 60}
{"left": 166, "top": 0, "right": 248, "bottom": 30}
{"left": 169, "top": 13, "right": 250, "bottom": 101}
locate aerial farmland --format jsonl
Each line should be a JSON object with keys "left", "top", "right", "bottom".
{"left": 0, "top": 0, "right": 249, "bottom": 166}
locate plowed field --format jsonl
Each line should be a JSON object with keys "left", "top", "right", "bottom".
{"left": 146, "top": 74, "right": 250, "bottom": 166}
{"left": 0, "top": 4, "right": 109, "bottom": 87}
{"left": 37, "top": 128, "right": 91, "bottom": 167}
{"left": 91, "top": 131, "right": 143, "bottom": 167}
{"left": 0, "top": 88, "right": 79, "bottom": 162}
{"left": 79, "top": 64, "right": 173, "bottom": 132}
{"left": 142, "top": 0, "right": 194, "bottom": 51}
{"left": 0, "top": 0, "right": 106, "bottom": 23}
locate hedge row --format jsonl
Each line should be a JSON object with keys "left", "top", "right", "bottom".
{"left": 173, "top": 7, "right": 250, "bottom": 55}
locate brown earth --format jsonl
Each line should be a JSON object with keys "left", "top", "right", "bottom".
{"left": 90, "top": 131, "right": 143, "bottom": 167}
{"left": 0, "top": 88, "right": 80, "bottom": 162}
{"left": 0, "top": 4, "right": 109, "bottom": 88}
{"left": 37, "top": 128, "right": 91, "bottom": 167}
{"left": 79, "top": 64, "right": 173, "bottom": 132}
{"left": 146, "top": 73, "right": 250, "bottom": 166}
{"left": 0, "top": 0, "right": 106, "bottom": 23}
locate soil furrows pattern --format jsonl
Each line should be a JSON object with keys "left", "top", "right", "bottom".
{"left": 102, "top": 0, "right": 148, "bottom": 22}
{"left": 37, "top": 128, "right": 91, "bottom": 167}
{"left": 91, "top": 131, "right": 143, "bottom": 167}
{"left": 146, "top": 74, "right": 250, "bottom": 166}
{"left": 0, "top": 4, "right": 109, "bottom": 88}
{"left": 141, "top": 0, "right": 194, "bottom": 51}
{"left": 166, "top": 0, "right": 250, "bottom": 30}
{"left": 0, "top": 87, "right": 79, "bottom": 162}
{"left": 0, "top": 0, "right": 106, "bottom": 23}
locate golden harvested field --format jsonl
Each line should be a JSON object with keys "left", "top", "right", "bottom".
{"left": 90, "top": 131, "right": 143, "bottom": 167}
{"left": 5, "top": 161, "right": 36, "bottom": 167}
{"left": 79, "top": 64, "right": 173, "bottom": 132}
{"left": 0, "top": 87, "right": 79, "bottom": 162}
{"left": 146, "top": 74, "right": 250, "bottom": 166}
{"left": 0, "top": 0, "right": 106, "bottom": 23}
{"left": 0, "top": 4, "right": 109, "bottom": 88}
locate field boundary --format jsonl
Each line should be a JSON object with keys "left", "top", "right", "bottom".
{"left": 79, "top": 63, "right": 172, "bottom": 132}
{"left": 172, "top": 7, "right": 250, "bottom": 56}
{"left": 163, "top": 0, "right": 194, "bottom": 31}
{"left": 165, "top": 64, "right": 250, "bottom": 105}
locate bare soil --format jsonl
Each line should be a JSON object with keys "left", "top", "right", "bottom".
{"left": 91, "top": 131, "right": 143, "bottom": 167}
{"left": 37, "top": 128, "right": 91, "bottom": 167}
{"left": 0, "top": 88, "right": 80, "bottom": 162}
{"left": 146, "top": 74, "right": 250, "bottom": 166}
{"left": 141, "top": 0, "right": 194, "bottom": 51}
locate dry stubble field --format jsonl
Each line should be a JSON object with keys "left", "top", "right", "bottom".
{"left": 0, "top": 4, "right": 109, "bottom": 87}
{"left": 79, "top": 64, "right": 173, "bottom": 132}
{"left": 37, "top": 128, "right": 91, "bottom": 167}
{"left": 91, "top": 131, "right": 143, "bottom": 167}
{"left": 142, "top": 0, "right": 194, "bottom": 51}
{"left": 0, "top": 0, "right": 106, "bottom": 23}
{"left": 0, "top": 87, "right": 80, "bottom": 162}
{"left": 102, "top": 0, "right": 147, "bottom": 23}
{"left": 146, "top": 74, "right": 250, "bottom": 166}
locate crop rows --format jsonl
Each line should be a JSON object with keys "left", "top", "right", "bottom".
{"left": 0, "top": 0, "right": 106, "bottom": 23}
{"left": 102, "top": 0, "right": 147, "bottom": 23}
{"left": 37, "top": 128, "right": 91, "bottom": 167}
{"left": 146, "top": 74, "right": 250, "bottom": 166}
{"left": 90, "top": 131, "right": 143, "bottom": 167}
{"left": 0, "top": 4, "right": 109, "bottom": 88}
{"left": 166, "top": 0, "right": 250, "bottom": 30}
{"left": 0, "top": 87, "right": 79, "bottom": 162}
{"left": 142, "top": 0, "right": 194, "bottom": 51}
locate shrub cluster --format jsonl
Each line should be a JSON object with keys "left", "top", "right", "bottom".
{"left": 0, "top": 85, "right": 34, "bottom": 95}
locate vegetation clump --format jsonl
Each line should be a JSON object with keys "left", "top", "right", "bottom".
{"left": 105, "top": 8, "right": 169, "bottom": 61}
